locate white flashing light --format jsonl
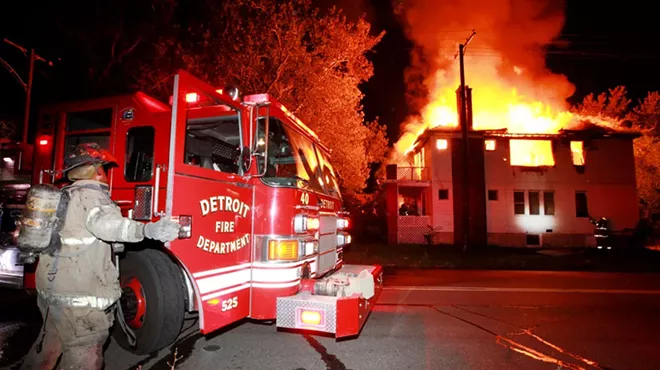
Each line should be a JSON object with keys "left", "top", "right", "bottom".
{"left": 185, "top": 92, "right": 199, "bottom": 103}
{"left": 3, "top": 157, "right": 13, "bottom": 163}
{"left": 436, "top": 139, "right": 448, "bottom": 150}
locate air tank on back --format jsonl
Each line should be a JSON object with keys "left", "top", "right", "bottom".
{"left": 17, "top": 184, "right": 62, "bottom": 260}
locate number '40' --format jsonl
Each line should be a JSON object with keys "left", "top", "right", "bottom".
{"left": 221, "top": 297, "right": 238, "bottom": 312}
{"left": 300, "top": 192, "right": 310, "bottom": 205}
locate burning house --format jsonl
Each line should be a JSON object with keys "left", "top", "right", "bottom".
{"left": 386, "top": 0, "right": 641, "bottom": 247}
{"left": 384, "top": 123, "right": 640, "bottom": 247}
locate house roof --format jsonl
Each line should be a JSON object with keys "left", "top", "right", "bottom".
{"left": 407, "top": 122, "right": 641, "bottom": 156}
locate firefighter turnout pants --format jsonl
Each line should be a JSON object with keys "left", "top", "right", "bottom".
{"left": 20, "top": 301, "right": 115, "bottom": 370}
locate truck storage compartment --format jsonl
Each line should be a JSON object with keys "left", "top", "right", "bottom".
{"left": 276, "top": 264, "right": 383, "bottom": 338}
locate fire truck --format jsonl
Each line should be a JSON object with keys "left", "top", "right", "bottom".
{"left": 0, "top": 71, "right": 383, "bottom": 354}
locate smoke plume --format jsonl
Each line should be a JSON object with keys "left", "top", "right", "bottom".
{"left": 394, "top": 0, "right": 577, "bottom": 156}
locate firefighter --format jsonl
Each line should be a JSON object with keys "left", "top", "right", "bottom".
{"left": 591, "top": 216, "right": 610, "bottom": 249}
{"left": 21, "top": 143, "right": 181, "bottom": 370}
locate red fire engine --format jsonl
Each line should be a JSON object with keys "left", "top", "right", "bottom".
{"left": 0, "top": 71, "right": 382, "bottom": 354}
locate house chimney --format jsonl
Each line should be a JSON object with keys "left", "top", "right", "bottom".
{"left": 455, "top": 86, "right": 474, "bottom": 131}
{"left": 465, "top": 86, "right": 473, "bottom": 131}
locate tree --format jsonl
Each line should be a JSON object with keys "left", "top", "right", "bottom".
{"left": 574, "top": 88, "right": 660, "bottom": 219}
{"left": 572, "top": 85, "right": 632, "bottom": 120}
{"left": 0, "top": 119, "right": 17, "bottom": 140}
{"left": 133, "top": 0, "right": 387, "bottom": 194}
{"left": 628, "top": 92, "right": 660, "bottom": 217}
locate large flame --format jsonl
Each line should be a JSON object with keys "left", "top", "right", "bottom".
{"left": 393, "top": 0, "right": 618, "bottom": 162}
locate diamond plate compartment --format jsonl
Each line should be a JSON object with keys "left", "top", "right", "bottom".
{"left": 276, "top": 292, "right": 338, "bottom": 333}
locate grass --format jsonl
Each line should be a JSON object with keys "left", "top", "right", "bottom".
{"left": 343, "top": 243, "right": 660, "bottom": 273}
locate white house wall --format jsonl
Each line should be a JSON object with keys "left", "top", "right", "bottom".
{"left": 428, "top": 137, "right": 454, "bottom": 243}
{"left": 484, "top": 137, "right": 639, "bottom": 247}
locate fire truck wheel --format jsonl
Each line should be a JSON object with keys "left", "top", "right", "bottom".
{"left": 113, "top": 248, "right": 186, "bottom": 355}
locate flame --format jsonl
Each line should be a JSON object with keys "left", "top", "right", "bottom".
{"left": 393, "top": 0, "right": 620, "bottom": 165}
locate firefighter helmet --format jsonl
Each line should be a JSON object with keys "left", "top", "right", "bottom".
{"left": 64, "top": 143, "right": 118, "bottom": 172}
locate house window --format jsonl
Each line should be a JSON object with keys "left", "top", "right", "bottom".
{"left": 436, "top": 139, "right": 448, "bottom": 150}
{"left": 509, "top": 139, "right": 555, "bottom": 167}
{"left": 488, "top": 189, "right": 498, "bottom": 201}
{"left": 571, "top": 141, "right": 585, "bottom": 166}
{"left": 575, "top": 191, "right": 588, "bottom": 218}
{"left": 514, "top": 191, "right": 525, "bottom": 215}
{"left": 526, "top": 234, "right": 541, "bottom": 246}
{"left": 528, "top": 191, "right": 540, "bottom": 215}
{"left": 543, "top": 192, "right": 555, "bottom": 215}
{"left": 485, "top": 139, "right": 496, "bottom": 151}
{"left": 438, "top": 189, "right": 449, "bottom": 200}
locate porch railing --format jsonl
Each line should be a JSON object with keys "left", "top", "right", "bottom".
{"left": 394, "top": 167, "right": 429, "bottom": 181}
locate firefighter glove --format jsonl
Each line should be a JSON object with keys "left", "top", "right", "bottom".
{"left": 144, "top": 218, "right": 180, "bottom": 242}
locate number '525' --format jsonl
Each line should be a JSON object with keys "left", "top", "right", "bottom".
{"left": 222, "top": 297, "right": 238, "bottom": 312}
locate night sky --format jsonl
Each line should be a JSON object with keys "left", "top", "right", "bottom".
{"left": 2, "top": 0, "right": 660, "bottom": 145}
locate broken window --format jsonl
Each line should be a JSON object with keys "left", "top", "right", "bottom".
{"left": 543, "top": 192, "right": 555, "bottom": 215}
{"left": 509, "top": 140, "right": 555, "bottom": 167}
{"left": 514, "top": 191, "right": 525, "bottom": 215}
{"left": 485, "top": 140, "right": 496, "bottom": 151}
{"left": 575, "top": 191, "right": 588, "bottom": 218}
{"left": 571, "top": 141, "right": 585, "bottom": 166}
{"left": 528, "top": 191, "right": 540, "bottom": 215}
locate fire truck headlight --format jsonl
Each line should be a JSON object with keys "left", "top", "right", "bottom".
{"left": 304, "top": 241, "right": 318, "bottom": 256}
{"left": 337, "top": 233, "right": 351, "bottom": 246}
{"left": 293, "top": 214, "right": 320, "bottom": 233}
{"left": 337, "top": 217, "right": 349, "bottom": 230}
{"left": 268, "top": 239, "right": 299, "bottom": 261}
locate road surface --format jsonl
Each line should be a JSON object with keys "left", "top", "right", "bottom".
{"left": 2, "top": 269, "right": 660, "bottom": 370}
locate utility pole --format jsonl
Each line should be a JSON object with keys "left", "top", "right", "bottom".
{"left": 455, "top": 30, "right": 476, "bottom": 253}
{"left": 2, "top": 38, "right": 53, "bottom": 143}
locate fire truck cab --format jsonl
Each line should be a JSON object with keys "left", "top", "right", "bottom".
{"left": 5, "top": 71, "right": 382, "bottom": 354}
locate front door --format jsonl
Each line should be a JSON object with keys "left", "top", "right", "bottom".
{"left": 166, "top": 71, "right": 254, "bottom": 334}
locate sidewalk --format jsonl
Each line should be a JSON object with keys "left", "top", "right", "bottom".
{"left": 343, "top": 243, "right": 660, "bottom": 273}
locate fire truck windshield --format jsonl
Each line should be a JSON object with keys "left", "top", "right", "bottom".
{"left": 257, "top": 117, "right": 340, "bottom": 198}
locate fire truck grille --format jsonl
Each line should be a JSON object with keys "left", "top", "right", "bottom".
{"left": 276, "top": 293, "right": 337, "bottom": 333}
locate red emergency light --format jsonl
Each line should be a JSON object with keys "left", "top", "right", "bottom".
{"left": 38, "top": 138, "right": 49, "bottom": 146}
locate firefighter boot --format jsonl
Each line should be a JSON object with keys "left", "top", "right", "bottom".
{"left": 58, "top": 339, "right": 106, "bottom": 370}
{"left": 20, "top": 319, "right": 62, "bottom": 370}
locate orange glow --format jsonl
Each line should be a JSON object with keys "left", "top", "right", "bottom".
{"left": 509, "top": 140, "right": 555, "bottom": 167}
{"left": 300, "top": 310, "right": 322, "bottom": 325}
{"left": 436, "top": 139, "right": 448, "bottom": 150}
{"left": 185, "top": 92, "right": 199, "bottom": 103}
{"left": 268, "top": 240, "right": 299, "bottom": 260}
{"left": 306, "top": 217, "right": 320, "bottom": 231}
{"left": 570, "top": 141, "right": 585, "bottom": 166}
{"left": 485, "top": 140, "right": 496, "bottom": 151}
{"left": 392, "top": 1, "right": 621, "bottom": 166}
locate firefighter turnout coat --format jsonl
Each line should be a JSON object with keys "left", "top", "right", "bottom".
{"left": 36, "top": 180, "right": 146, "bottom": 312}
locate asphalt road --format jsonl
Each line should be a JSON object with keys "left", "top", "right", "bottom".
{"left": 2, "top": 269, "right": 660, "bottom": 370}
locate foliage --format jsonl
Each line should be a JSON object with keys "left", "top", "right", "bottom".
{"left": 575, "top": 88, "right": 660, "bottom": 222}
{"left": 572, "top": 86, "right": 632, "bottom": 120}
{"left": 131, "top": 0, "right": 387, "bottom": 194}
{"left": 0, "top": 120, "right": 17, "bottom": 140}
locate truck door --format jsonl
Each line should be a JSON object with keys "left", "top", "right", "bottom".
{"left": 166, "top": 71, "right": 254, "bottom": 334}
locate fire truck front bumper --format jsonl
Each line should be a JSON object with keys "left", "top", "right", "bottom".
{"left": 275, "top": 264, "right": 383, "bottom": 338}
